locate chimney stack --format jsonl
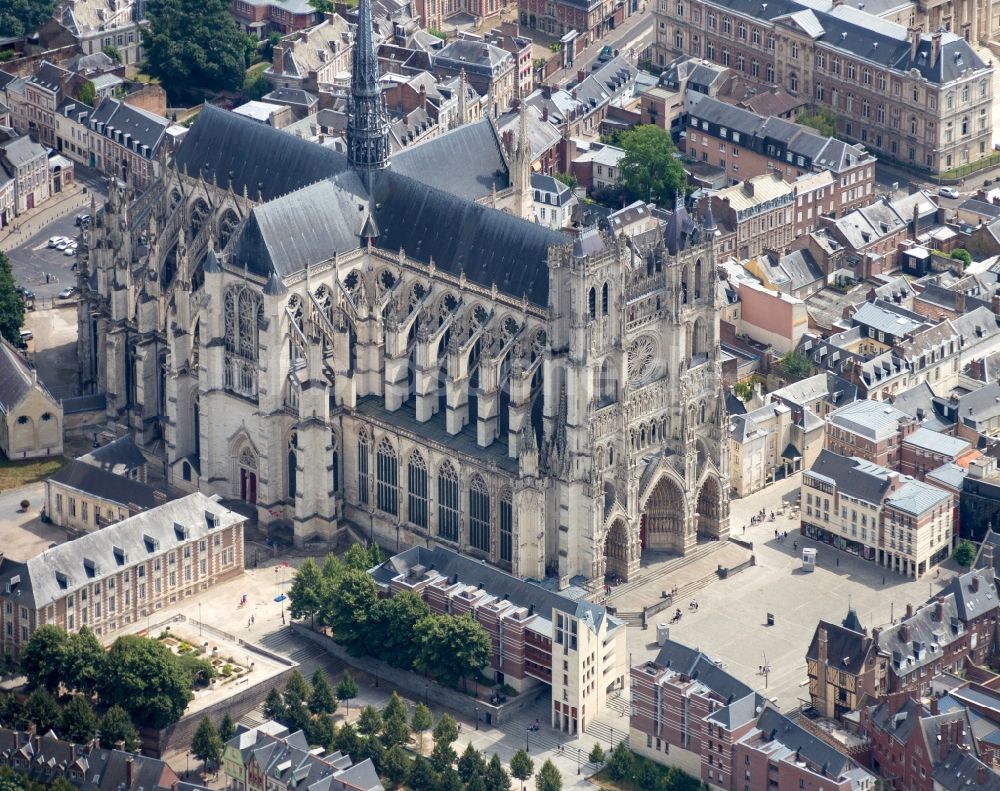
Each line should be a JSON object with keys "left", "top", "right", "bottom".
{"left": 273, "top": 45, "right": 285, "bottom": 76}
{"left": 818, "top": 625, "right": 828, "bottom": 663}
{"left": 930, "top": 697, "right": 939, "bottom": 715}
{"left": 900, "top": 622, "right": 911, "bottom": 642}
{"left": 126, "top": 756, "right": 134, "bottom": 787}
{"left": 935, "top": 598, "right": 944, "bottom": 621}
{"left": 932, "top": 31, "right": 942, "bottom": 67}
{"left": 905, "top": 602, "right": 913, "bottom": 619}
{"left": 973, "top": 574, "right": 980, "bottom": 592}
{"left": 909, "top": 26, "right": 921, "bottom": 61}
{"left": 979, "top": 765, "right": 987, "bottom": 784}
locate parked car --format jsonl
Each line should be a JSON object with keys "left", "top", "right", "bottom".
{"left": 48, "top": 236, "right": 67, "bottom": 248}
{"left": 57, "top": 286, "right": 77, "bottom": 299}
{"left": 64, "top": 245, "right": 77, "bottom": 256}
{"left": 939, "top": 186, "right": 961, "bottom": 199}
{"left": 56, "top": 239, "right": 71, "bottom": 251}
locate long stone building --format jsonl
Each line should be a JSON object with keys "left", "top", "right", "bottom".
{"left": 654, "top": 0, "right": 994, "bottom": 175}
{"left": 75, "top": 0, "right": 730, "bottom": 587}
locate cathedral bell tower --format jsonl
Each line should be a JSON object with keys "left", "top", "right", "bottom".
{"left": 347, "top": 0, "right": 390, "bottom": 188}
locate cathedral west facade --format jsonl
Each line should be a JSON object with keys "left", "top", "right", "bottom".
{"left": 75, "top": 0, "right": 730, "bottom": 588}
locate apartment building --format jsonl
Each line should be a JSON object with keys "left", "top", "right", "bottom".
{"left": 802, "top": 449, "right": 953, "bottom": 576}
{"left": 230, "top": 0, "right": 320, "bottom": 37}
{"left": 899, "top": 428, "right": 972, "bottom": 481}
{"left": 654, "top": 0, "right": 993, "bottom": 174}
{"left": 629, "top": 640, "right": 875, "bottom": 790}
{"left": 21, "top": 62, "right": 71, "bottom": 149}
{"left": 88, "top": 97, "right": 169, "bottom": 189}
{"left": 0, "top": 128, "right": 50, "bottom": 215}
{"left": 0, "top": 492, "right": 244, "bottom": 658}
{"left": 728, "top": 401, "right": 797, "bottom": 496}
{"left": 825, "top": 399, "right": 917, "bottom": 468}
{"left": 708, "top": 172, "right": 794, "bottom": 259}
{"left": 805, "top": 609, "right": 883, "bottom": 720}
{"left": 684, "top": 93, "right": 875, "bottom": 210}
{"left": 266, "top": 16, "right": 353, "bottom": 93}
{"left": 433, "top": 39, "right": 515, "bottom": 117}
{"left": 519, "top": 0, "right": 621, "bottom": 48}
{"left": 58, "top": 0, "right": 146, "bottom": 66}
{"left": 371, "top": 545, "right": 628, "bottom": 734}
{"left": 44, "top": 459, "right": 167, "bottom": 533}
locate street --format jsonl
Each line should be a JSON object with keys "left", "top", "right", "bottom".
{"left": 547, "top": 12, "right": 654, "bottom": 87}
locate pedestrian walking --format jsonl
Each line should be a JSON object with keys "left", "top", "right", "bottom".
{"left": 251, "top": 614, "right": 255, "bottom": 625}
{"left": 247, "top": 617, "right": 251, "bottom": 628}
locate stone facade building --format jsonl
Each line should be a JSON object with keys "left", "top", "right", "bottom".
{"left": 0, "top": 338, "right": 62, "bottom": 460}
{"left": 0, "top": 492, "right": 244, "bottom": 658}
{"left": 75, "top": 0, "right": 731, "bottom": 587}
{"left": 654, "top": 0, "right": 994, "bottom": 175}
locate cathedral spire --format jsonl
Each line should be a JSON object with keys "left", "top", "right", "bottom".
{"left": 348, "top": 0, "right": 390, "bottom": 185}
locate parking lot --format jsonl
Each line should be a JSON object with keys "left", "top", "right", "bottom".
{"left": 7, "top": 214, "right": 85, "bottom": 300}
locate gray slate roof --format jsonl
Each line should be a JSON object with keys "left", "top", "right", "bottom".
{"left": 47, "top": 459, "right": 163, "bottom": 510}
{"left": 934, "top": 745, "right": 1000, "bottom": 791}
{"left": 90, "top": 97, "right": 168, "bottom": 157}
{"left": 807, "top": 449, "right": 891, "bottom": 504}
{"left": 0, "top": 338, "right": 38, "bottom": 411}
{"left": 828, "top": 399, "right": 911, "bottom": 442}
{"left": 79, "top": 434, "right": 147, "bottom": 474}
{"left": 903, "top": 427, "right": 970, "bottom": 457}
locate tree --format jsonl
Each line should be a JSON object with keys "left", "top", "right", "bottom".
{"left": 430, "top": 741, "right": 458, "bottom": 773}
{"left": 284, "top": 700, "right": 311, "bottom": 734}
{"left": 143, "top": 0, "right": 250, "bottom": 99}
{"left": 263, "top": 687, "right": 287, "bottom": 722}
{"left": 414, "top": 614, "right": 491, "bottom": 689}
{"left": 361, "top": 734, "right": 385, "bottom": 770}
{"left": 60, "top": 695, "right": 98, "bottom": 743}
{"left": 103, "top": 45, "right": 122, "bottom": 63}
{"left": 191, "top": 716, "right": 223, "bottom": 773}
{"left": 485, "top": 753, "right": 511, "bottom": 791}
{"left": 381, "top": 744, "right": 410, "bottom": 789}
{"left": 322, "top": 569, "right": 379, "bottom": 654}
{"left": 411, "top": 703, "right": 432, "bottom": 751}
{"left": 509, "top": 749, "right": 534, "bottom": 791}
{"left": 20, "top": 625, "right": 69, "bottom": 692}
{"left": 466, "top": 774, "right": 488, "bottom": 791}
{"left": 0, "top": 0, "right": 59, "bottom": 37}
{"left": 357, "top": 705, "right": 382, "bottom": 737}
{"left": 219, "top": 712, "right": 237, "bottom": 744}
{"left": 309, "top": 669, "right": 337, "bottom": 715}
{"left": 289, "top": 558, "right": 324, "bottom": 627}
{"left": 343, "top": 542, "right": 382, "bottom": 572}
{"left": 796, "top": 107, "right": 838, "bottom": 138}
{"left": 306, "top": 713, "right": 336, "bottom": 751}
{"left": 284, "top": 669, "right": 311, "bottom": 707}
{"left": 98, "top": 636, "right": 193, "bottom": 728}
{"left": 617, "top": 125, "right": 687, "bottom": 206}
{"left": 336, "top": 671, "right": 358, "bottom": 714}
{"left": 372, "top": 592, "right": 430, "bottom": 668}
{"left": 588, "top": 743, "right": 606, "bottom": 765}
{"left": 535, "top": 759, "right": 562, "bottom": 791}
{"left": 77, "top": 81, "right": 96, "bottom": 105}
{"left": 606, "top": 743, "right": 634, "bottom": 782}
{"left": 98, "top": 705, "right": 140, "bottom": 751}
{"left": 432, "top": 713, "right": 458, "bottom": 747}
{"left": 65, "top": 626, "right": 106, "bottom": 695}
{"left": 553, "top": 172, "right": 578, "bottom": 190}
{"left": 408, "top": 756, "right": 437, "bottom": 791}
{"left": 776, "top": 350, "right": 812, "bottom": 382}
{"left": 437, "top": 767, "right": 463, "bottom": 791}
{"left": 380, "top": 692, "right": 410, "bottom": 747}
{"left": 732, "top": 380, "right": 753, "bottom": 402}
{"left": 458, "top": 743, "right": 486, "bottom": 783}
{"left": 24, "top": 689, "right": 60, "bottom": 732}
{"left": 954, "top": 540, "right": 977, "bottom": 567}
{"left": 952, "top": 248, "right": 973, "bottom": 268}
{"left": 335, "top": 723, "right": 361, "bottom": 758}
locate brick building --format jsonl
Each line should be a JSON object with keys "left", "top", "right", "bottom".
{"left": 0, "top": 492, "right": 244, "bottom": 658}
{"left": 825, "top": 399, "right": 917, "bottom": 469}
{"left": 653, "top": 0, "right": 993, "bottom": 175}
{"left": 230, "top": 0, "right": 321, "bottom": 38}
{"left": 899, "top": 428, "right": 972, "bottom": 481}
{"left": 519, "top": 0, "right": 623, "bottom": 49}
{"left": 371, "top": 545, "right": 628, "bottom": 734}
{"left": 707, "top": 172, "right": 794, "bottom": 259}
{"left": 630, "top": 640, "right": 875, "bottom": 790}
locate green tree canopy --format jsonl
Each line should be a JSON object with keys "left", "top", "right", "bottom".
{"left": 0, "top": 0, "right": 59, "bottom": 37}
{"left": 606, "top": 743, "right": 634, "bottom": 781}
{"left": 535, "top": 759, "right": 562, "bottom": 791}
{"left": 458, "top": 743, "right": 486, "bottom": 784}
{"left": 24, "top": 689, "right": 60, "bottom": 732}
{"left": 143, "top": 0, "right": 250, "bottom": 99}
{"left": 357, "top": 705, "right": 382, "bottom": 737}
{"left": 408, "top": 755, "right": 436, "bottom": 791}
{"left": 98, "top": 705, "right": 140, "bottom": 751}
{"left": 509, "top": 749, "right": 534, "bottom": 791}
{"left": 952, "top": 248, "right": 973, "bottom": 268}
{"left": 289, "top": 558, "right": 324, "bottom": 626}
{"left": 97, "top": 635, "right": 193, "bottom": 729}
{"left": 617, "top": 125, "right": 687, "bottom": 206}
{"left": 335, "top": 723, "right": 361, "bottom": 758}
{"left": 437, "top": 766, "right": 463, "bottom": 791}
{"left": 411, "top": 703, "right": 433, "bottom": 751}
{"left": 776, "top": 350, "right": 812, "bottom": 382}
{"left": 430, "top": 741, "right": 457, "bottom": 773}
{"left": 588, "top": 743, "right": 606, "bottom": 765}
{"left": 263, "top": 687, "right": 286, "bottom": 722}
{"left": 322, "top": 569, "right": 379, "bottom": 653}
{"left": 77, "top": 81, "right": 96, "bottom": 105}
{"left": 553, "top": 172, "right": 578, "bottom": 190}
{"left": 20, "top": 625, "right": 69, "bottom": 692}
{"left": 60, "top": 695, "right": 98, "bottom": 744}
{"left": 219, "top": 712, "right": 237, "bottom": 743}
{"left": 361, "top": 734, "right": 385, "bottom": 770}
{"left": 305, "top": 713, "right": 336, "bottom": 751}
{"left": 102, "top": 44, "right": 122, "bottom": 63}
{"left": 191, "top": 716, "right": 223, "bottom": 770}
{"left": 414, "top": 614, "right": 491, "bottom": 688}
{"left": 309, "top": 669, "right": 337, "bottom": 715}
{"left": 0, "top": 252, "right": 24, "bottom": 346}
{"left": 954, "top": 540, "right": 977, "bottom": 567}
{"left": 381, "top": 744, "right": 410, "bottom": 790}
{"left": 796, "top": 107, "right": 838, "bottom": 137}
{"left": 372, "top": 591, "right": 430, "bottom": 668}
{"left": 485, "top": 753, "right": 511, "bottom": 791}
{"left": 380, "top": 692, "right": 410, "bottom": 748}
{"left": 336, "top": 671, "right": 358, "bottom": 713}
{"left": 284, "top": 669, "right": 311, "bottom": 707}
{"left": 65, "top": 626, "right": 106, "bottom": 695}
{"left": 432, "top": 713, "right": 458, "bottom": 747}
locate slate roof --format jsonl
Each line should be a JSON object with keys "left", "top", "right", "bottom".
{"left": 805, "top": 618, "right": 872, "bottom": 676}
{"left": 903, "top": 427, "right": 970, "bottom": 457}
{"left": 779, "top": 249, "right": 825, "bottom": 290}
{"left": 828, "top": 399, "right": 911, "bottom": 442}
{"left": 754, "top": 706, "right": 854, "bottom": 778}
{"left": 47, "top": 459, "right": 163, "bottom": 510}
{"left": 770, "top": 372, "right": 856, "bottom": 410}
{"left": 806, "top": 449, "right": 891, "bottom": 504}
{"left": 934, "top": 745, "right": 1000, "bottom": 791}
{"left": 78, "top": 435, "right": 147, "bottom": 475}
{"left": 0, "top": 132, "right": 46, "bottom": 169}
{"left": 29, "top": 61, "right": 69, "bottom": 93}
{"left": 0, "top": 492, "right": 243, "bottom": 611}
{"left": 90, "top": 97, "right": 169, "bottom": 157}
{"left": 867, "top": 696, "right": 924, "bottom": 742}
{"left": 434, "top": 39, "right": 512, "bottom": 76}
{"left": 926, "top": 462, "right": 968, "bottom": 492}
{"left": 373, "top": 545, "right": 618, "bottom": 634}
{"left": 885, "top": 479, "right": 951, "bottom": 516}
{"left": 531, "top": 173, "right": 574, "bottom": 206}
{"left": 941, "top": 568, "right": 999, "bottom": 624}
{"left": 0, "top": 338, "right": 39, "bottom": 411}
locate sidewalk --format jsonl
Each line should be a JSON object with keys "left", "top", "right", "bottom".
{"left": 0, "top": 186, "right": 90, "bottom": 250}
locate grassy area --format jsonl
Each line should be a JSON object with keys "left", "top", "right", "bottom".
{"left": 246, "top": 61, "right": 270, "bottom": 79}
{"left": 0, "top": 456, "right": 68, "bottom": 493}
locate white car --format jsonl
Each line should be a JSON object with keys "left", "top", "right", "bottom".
{"left": 939, "top": 186, "right": 961, "bottom": 199}
{"left": 64, "top": 245, "right": 77, "bottom": 257}
{"left": 56, "top": 239, "right": 71, "bottom": 250}
{"left": 48, "top": 236, "right": 66, "bottom": 248}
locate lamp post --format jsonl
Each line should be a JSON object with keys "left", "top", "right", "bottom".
{"left": 186, "top": 751, "right": 190, "bottom": 778}
{"left": 425, "top": 684, "right": 429, "bottom": 706}
{"left": 475, "top": 706, "right": 479, "bottom": 730}
{"left": 608, "top": 726, "right": 615, "bottom": 750}
{"left": 526, "top": 729, "right": 529, "bottom": 752}
{"left": 198, "top": 602, "right": 202, "bottom": 636}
